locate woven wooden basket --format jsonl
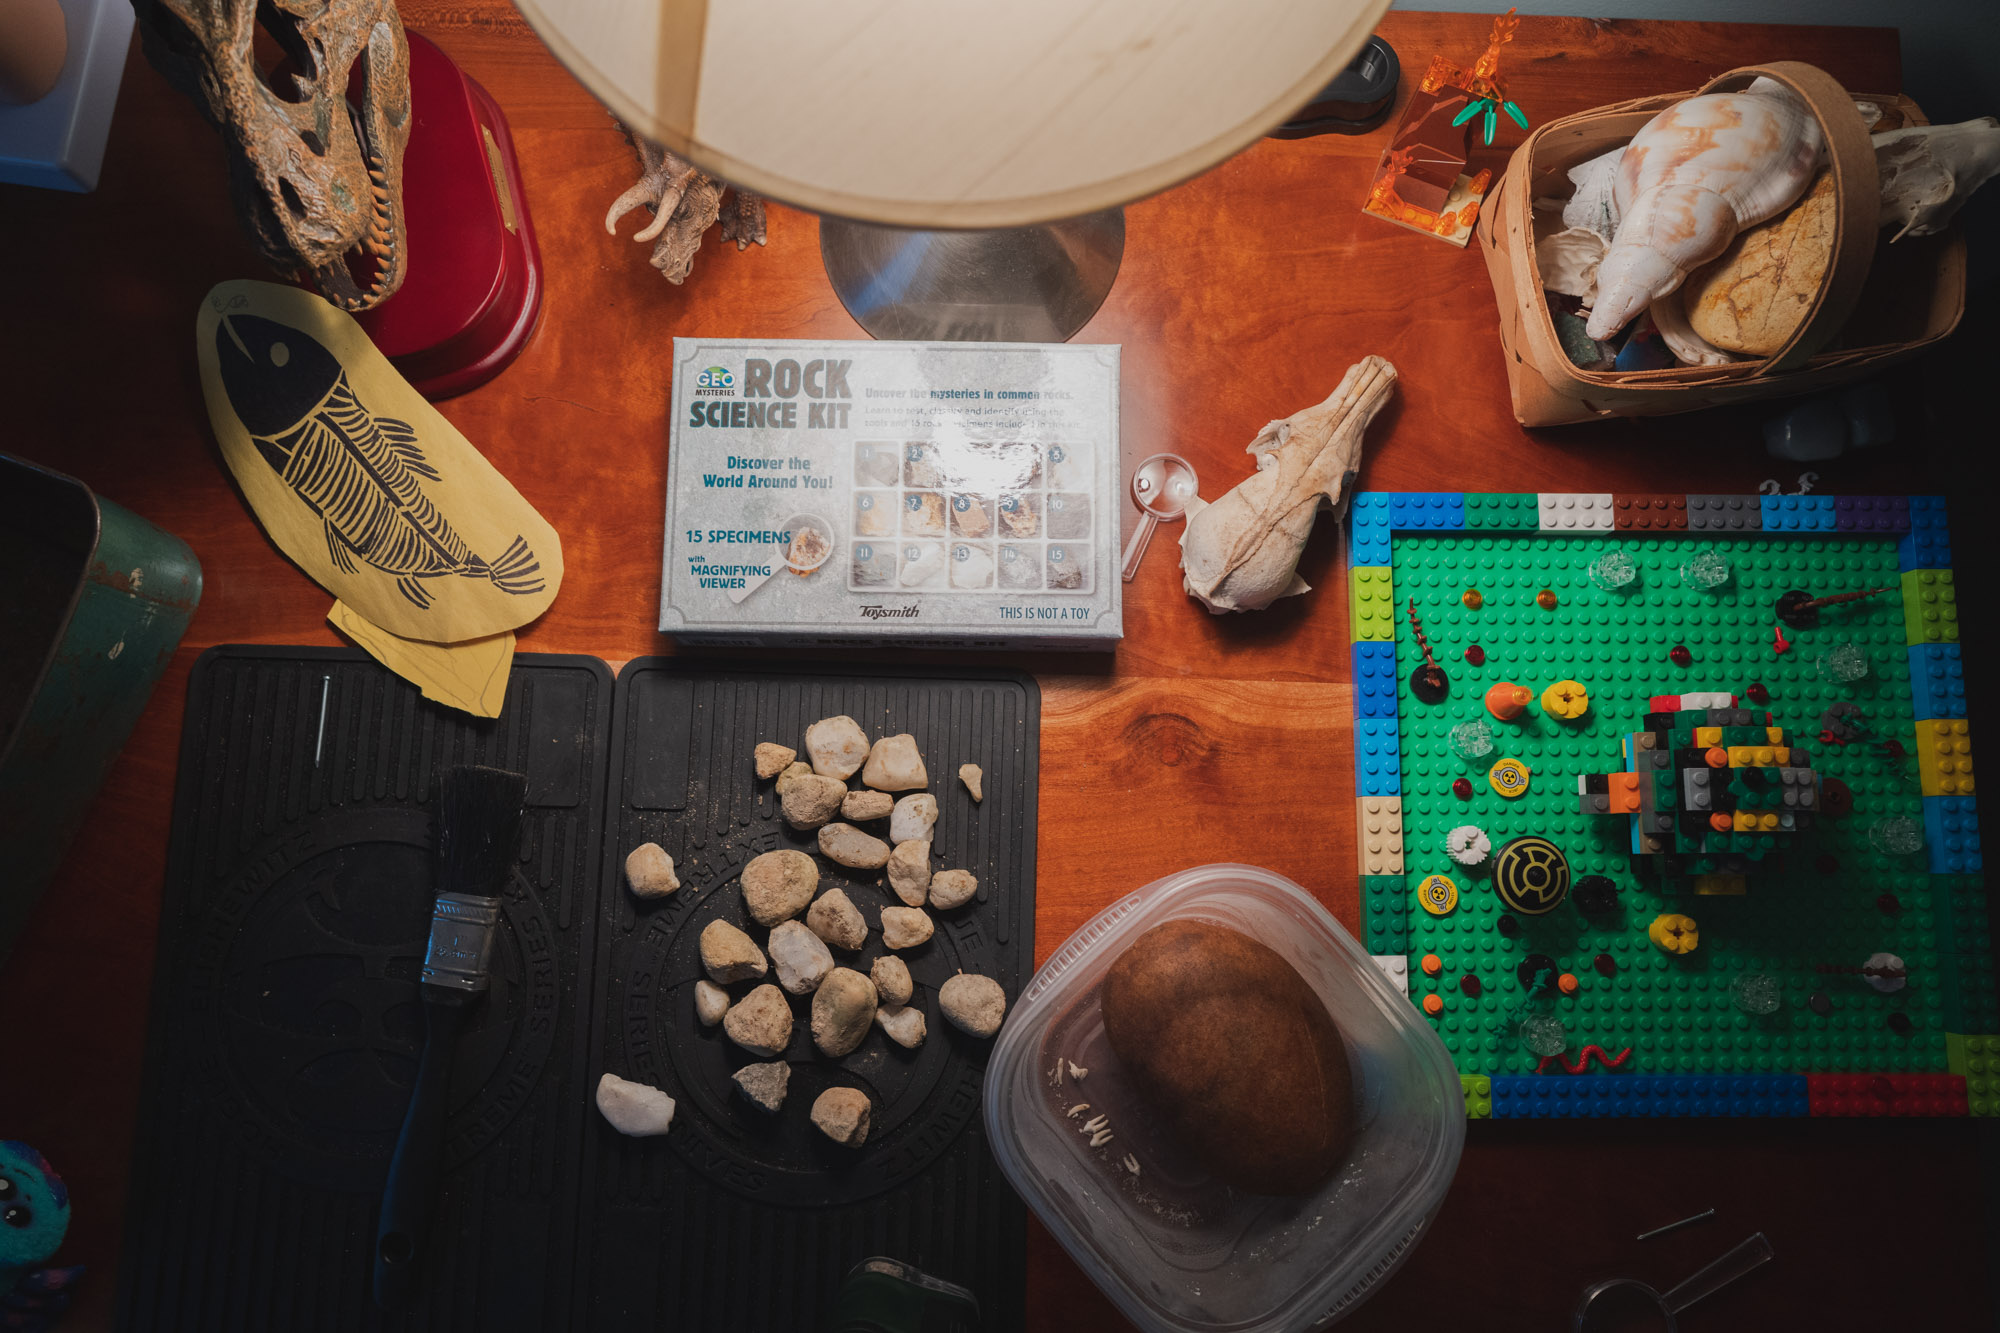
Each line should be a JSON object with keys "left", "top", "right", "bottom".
{"left": 1476, "top": 60, "right": 1966, "bottom": 428}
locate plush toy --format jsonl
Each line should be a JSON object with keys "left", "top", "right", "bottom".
{"left": 0, "top": 1142, "right": 83, "bottom": 1331}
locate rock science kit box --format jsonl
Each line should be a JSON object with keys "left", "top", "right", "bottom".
{"left": 660, "top": 338, "right": 1123, "bottom": 648}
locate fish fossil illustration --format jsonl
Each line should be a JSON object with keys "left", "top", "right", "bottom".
{"left": 215, "top": 314, "right": 545, "bottom": 610}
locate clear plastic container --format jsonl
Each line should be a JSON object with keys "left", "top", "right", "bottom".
{"left": 984, "top": 864, "right": 1464, "bottom": 1333}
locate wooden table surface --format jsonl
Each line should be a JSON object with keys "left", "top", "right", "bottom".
{"left": 3, "top": 9, "right": 1993, "bottom": 1329}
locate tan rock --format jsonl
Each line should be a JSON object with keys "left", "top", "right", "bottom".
{"left": 889, "top": 793, "right": 938, "bottom": 844}
{"left": 810, "top": 1086, "right": 872, "bottom": 1145}
{"left": 805, "top": 716, "right": 870, "bottom": 779}
{"left": 732, "top": 1061, "right": 789, "bottom": 1113}
{"left": 768, "top": 919, "right": 835, "bottom": 994}
{"left": 886, "top": 840, "right": 933, "bottom": 905}
{"left": 871, "top": 955, "right": 913, "bottom": 1006}
{"left": 693, "top": 979, "right": 730, "bottom": 1026}
{"left": 624, "top": 842, "right": 681, "bottom": 898}
{"left": 875, "top": 1003, "right": 927, "bottom": 1048}
{"left": 742, "top": 849, "right": 819, "bottom": 926}
{"left": 811, "top": 967, "right": 878, "bottom": 1057}
{"left": 754, "top": 742, "right": 797, "bottom": 779}
{"left": 723, "top": 983, "right": 793, "bottom": 1057}
{"left": 881, "top": 906, "right": 934, "bottom": 951}
{"left": 699, "top": 919, "right": 767, "bottom": 983}
{"left": 929, "top": 868, "right": 978, "bottom": 911}
{"left": 1685, "top": 172, "right": 1837, "bottom": 356}
{"left": 959, "top": 763, "right": 983, "bottom": 802}
{"left": 861, "top": 734, "right": 928, "bottom": 791}
{"left": 939, "top": 973, "right": 1007, "bottom": 1037}
{"left": 806, "top": 887, "right": 869, "bottom": 950}
{"left": 774, "top": 761, "right": 814, "bottom": 795}
{"left": 841, "top": 788, "right": 894, "bottom": 822}
{"left": 781, "top": 773, "right": 847, "bottom": 830}
{"left": 818, "top": 822, "right": 891, "bottom": 869}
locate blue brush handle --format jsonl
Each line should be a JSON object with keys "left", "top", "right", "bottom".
{"left": 373, "top": 996, "right": 465, "bottom": 1310}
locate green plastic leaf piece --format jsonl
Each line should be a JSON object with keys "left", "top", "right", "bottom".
{"left": 1451, "top": 100, "right": 1483, "bottom": 128}
{"left": 1483, "top": 107, "right": 1498, "bottom": 145}
{"left": 1504, "top": 100, "right": 1528, "bottom": 129}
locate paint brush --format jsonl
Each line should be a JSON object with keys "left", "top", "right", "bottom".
{"left": 373, "top": 765, "right": 527, "bottom": 1310}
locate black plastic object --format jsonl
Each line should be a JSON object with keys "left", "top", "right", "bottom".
{"left": 117, "top": 647, "right": 611, "bottom": 1331}
{"left": 1268, "top": 35, "right": 1400, "bottom": 138}
{"left": 827, "top": 1257, "right": 984, "bottom": 1333}
{"left": 573, "top": 659, "right": 1037, "bottom": 1332}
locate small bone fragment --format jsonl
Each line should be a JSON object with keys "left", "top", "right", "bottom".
{"left": 1091, "top": 1130, "right": 1115, "bottom": 1148}
{"left": 624, "top": 842, "right": 681, "bottom": 898}
{"left": 700, "top": 919, "right": 767, "bottom": 983}
{"left": 1068, "top": 1062, "right": 1088, "bottom": 1080}
{"left": 732, "top": 1061, "right": 789, "bottom": 1113}
{"left": 959, "top": 763, "right": 983, "bottom": 802}
{"left": 781, "top": 774, "right": 847, "bottom": 829}
{"left": 1123, "top": 1154, "right": 1140, "bottom": 1175}
{"left": 819, "top": 822, "right": 892, "bottom": 869}
{"left": 754, "top": 742, "right": 797, "bottom": 779}
{"left": 841, "top": 789, "right": 894, "bottom": 822}
{"left": 811, "top": 1087, "right": 872, "bottom": 1146}
{"left": 768, "top": 920, "right": 835, "bottom": 994}
{"left": 742, "top": 849, "right": 819, "bottom": 925}
{"left": 928, "top": 869, "right": 978, "bottom": 911}
{"left": 1053, "top": 1059, "right": 1064, "bottom": 1085}
{"left": 596, "top": 1072, "right": 676, "bottom": 1136}
{"left": 811, "top": 967, "right": 878, "bottom": 1057}
{"left": 774, "top": 761, "right": 814, "bottom": 794}
{"left": 861, "top": 734, "right": 928, "bottom": 791}
{"left": 694, "top": 979, "right": 730, "bottom": 1026}
{"left": 805, "top": 716, "right": 870, "bottom": 778}
{"left": 1081, "top": 1114, "right": 1110, "bottom": 1133}
{"left": 875, "top": 1003, "right": 927, "bottom": 1048}
{"left": 723, "top": 983, "right": 793, "bottom": 1057}
{"left": 881, "top": 906, "right": 935, "bottom": 951}
{"left": 1179, "top": 357, "right": 1396, "bottom": 614}
{"left": 871, "top": 954, "right": 913, "bottom": 1006}
{"left": 939, "top": 973, "right": 1007, "bottom": 1037}
{"left": 889, "top": 793, "right": 939, "bottom": 844}
{"left": 887, "top": 840, "right": 933, "bottom": 905}
{"left": 806, "top": 887, "right": 869, "bottom": 951}
{"left": 1066, "top": 1103, "right": 1090, "bottom": 1118}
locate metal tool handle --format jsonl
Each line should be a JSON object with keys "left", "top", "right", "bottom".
{"left": 1120, "top": 513, "right": 1159, "bottom": 581}
{"left": 373, "top": 999, "right": 466, "bottom": 1310}
{"left": 1661, "top": 1232, "right": 1773, "bottom": 1316}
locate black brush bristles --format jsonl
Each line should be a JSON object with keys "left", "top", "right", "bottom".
{"left": 438, "top": 766, "right": 528, "bottom": 899}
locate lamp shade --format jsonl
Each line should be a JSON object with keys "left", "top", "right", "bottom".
{"left": 513, "top": 0, "right": 1391, "bottom": 227}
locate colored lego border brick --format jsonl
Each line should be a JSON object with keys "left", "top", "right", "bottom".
{"left": 1348, "top": 495, "right": 1985, "bottom": 1118}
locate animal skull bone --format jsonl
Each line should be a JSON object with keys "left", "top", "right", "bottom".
{"left": 132, "top": 0, "right": 412, "bottom": 310}
{"left": 1873, "top": 117, "right": 2000, "bottom": 241}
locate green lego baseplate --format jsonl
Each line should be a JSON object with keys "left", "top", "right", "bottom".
{"left": 1349, "top": 494, "right": 1990, "bottom": 1119}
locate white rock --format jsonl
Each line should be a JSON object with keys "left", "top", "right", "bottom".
{"left": 871, "top": 954, "right": 913, "bottom": 1006}
{"left": 939, "top": 973, "right": 1007, "bottom": 1037}
{"left": 806, "top": 887, "right": 869, "bottom": 951}
{"left": 694, "top": 979, "right": 730, "bottom": 1026}
{"left": 624, "top": 842, "right": 680, "bottom": 898}
{"left": 959, "top": 763, "right": 983, "bottom": 802}
{"left": 861, "top": 734, "right": 928, "bottom": 791}
{"left": 875, "top": 1003, "right": 927, "bottom": 1049}
{"left": 595, "top": 1072, "right": 676, "bottom": 1136}
{"left": 810, "top": 1086, "right": 872, "bottom": 1145}
{"left": 742, "top": 849, "right": 819, "bottom": 926}
{"left": 881, "top": 906, "right": 934, "bottom": 951}
{"left": 841, "top": 789, "right": 895, "bottom": 822}
{"left": 886, "top": 840, "right": 932, "bottom": 906}
{"left": 699, "top": 919, "right": 767, "bottom": 983}
{"left": 818, "top": 822, "right": 891, "bottom": 869}
{"left": 723, "top": 983, "right": 793, "bottom": 1057}
{"left": 769, "top": 920, "right": 836, "bottom": 994}
{"left": 781, "top": 773, "right": 848, "bottom": 830}
{"left": 889, "top": 793, "right": 939, "bottom": 844}
{"left": 928, "top": 868, "right": 978, "bottom": 911}
{"left": 805, "top": 716, "right": 871, "bottom": 779}
{"left": 732, "top": 1061, "right": 790, "bottom": 1113}
{"left": 754, "top": 742, "right": 797, "bottom": 779}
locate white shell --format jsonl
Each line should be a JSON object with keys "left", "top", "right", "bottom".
{"left": 1586, "top": 84, "right": 1824, "bottom": 340}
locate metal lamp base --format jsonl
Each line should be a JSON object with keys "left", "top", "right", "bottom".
{"left": 820, "top": 209, "right": 1125, "bottom": 343}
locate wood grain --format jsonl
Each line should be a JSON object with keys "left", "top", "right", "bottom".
{"left": 0, "top": 12, "right": 1989, "bottom": 1332}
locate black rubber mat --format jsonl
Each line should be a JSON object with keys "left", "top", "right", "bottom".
{"left": 117, "top": 646, "right": 612, "bottom": 1332}
{"left": 574, "top": 660, "right": 1037, "bottom": 1332}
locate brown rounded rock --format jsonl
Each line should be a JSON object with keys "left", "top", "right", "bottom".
{"left": 938, "top": 973, "right": 1006, "bottom": 1037}
{"left": 781, "top": 774, "right": 847, "bottom": 830}
{"left": 870, "top": 955, "right": 913, "bottom": 1006}
{"left": 810, "top": 1086, "right": 871, "bottom": 1145}
{"left": 811, "top": 967, "right": 878, "bottom": 1057}
{"left": 722, "top": 983, "right": 793, "bottom": 1057}
{"left": 1099, "top": 919, "right": 1353, "bottom": 1196}
{"left": 742, "top": 849, "right": 819, "bottom": 926}
{"left": 806, "top": 887, "right": 869, "bottom": 951}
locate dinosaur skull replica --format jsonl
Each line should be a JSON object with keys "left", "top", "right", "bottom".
{"left": 132, "top": 0, "right": 412, "bottom": 310}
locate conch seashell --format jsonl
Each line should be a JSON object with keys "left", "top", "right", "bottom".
{"left": 1179, "top": 357, "right": 1395, "bottom": 614}
{"left": 1873, "top": 117, "right": 2000, "bottom": 241}
{"left": 1586, "top": 81, "right": 1824, "bottom": 340}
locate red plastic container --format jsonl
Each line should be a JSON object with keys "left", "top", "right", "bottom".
{"left": 354, "top": 31, "right": 544, "bottom": 399}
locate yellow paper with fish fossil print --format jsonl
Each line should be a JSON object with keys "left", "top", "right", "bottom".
{"left": 197, "top": 280, "right": 563, "bottom": 641}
